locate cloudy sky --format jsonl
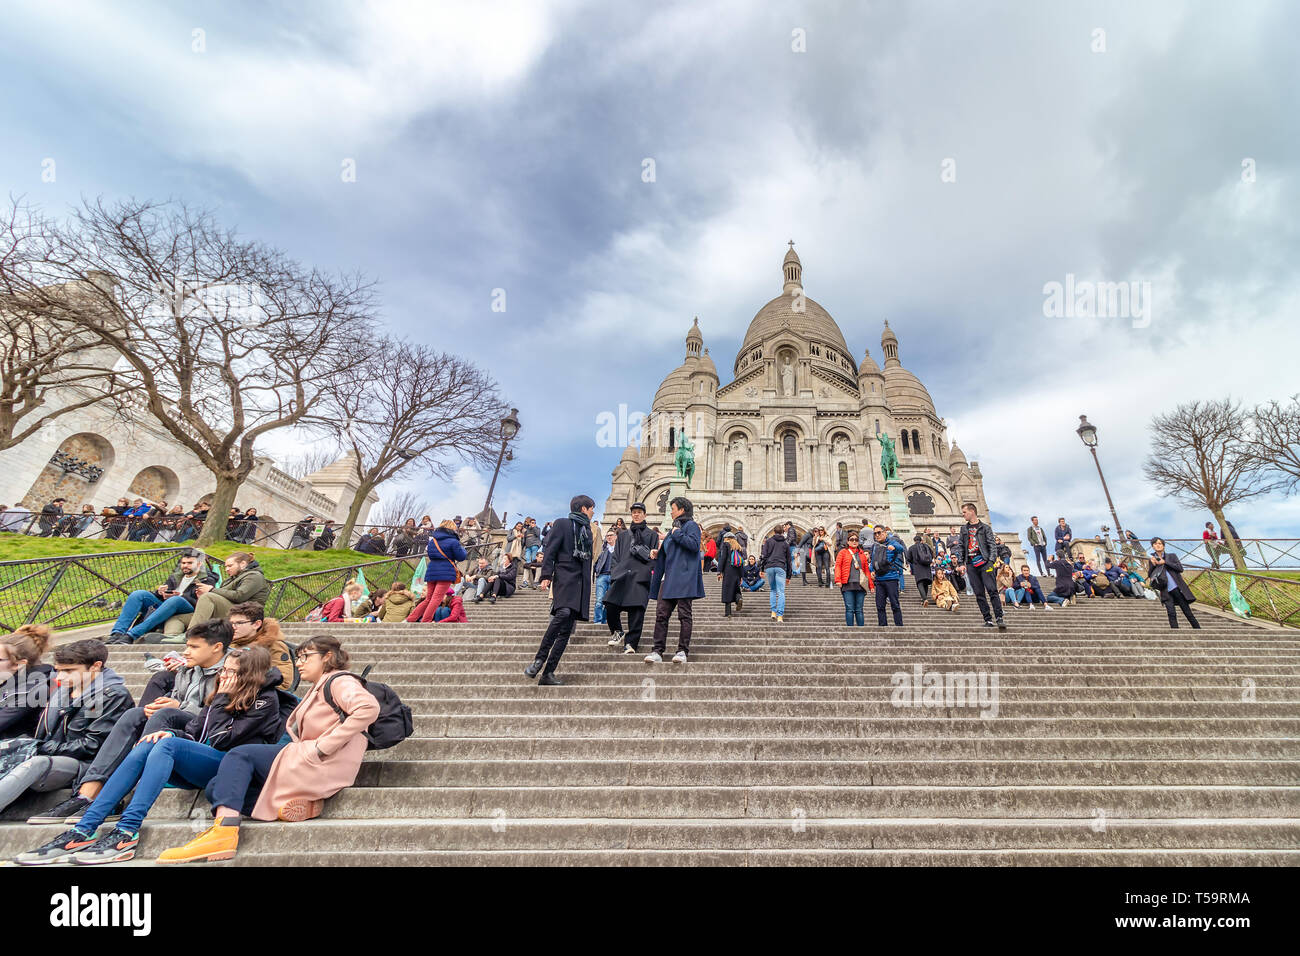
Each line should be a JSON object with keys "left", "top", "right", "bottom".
{"left": 4, "top": 0, "right": 1298, "bottom": 540}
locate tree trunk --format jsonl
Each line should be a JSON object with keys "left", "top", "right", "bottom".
{"left": 1209, "top": 506, "right": 1247, "bottom": 571}
{"left": 333, "top": 480, "right": 375, "bottom": 550}
{"left": 195, "top": 473, "right": 242, "bottom": 548}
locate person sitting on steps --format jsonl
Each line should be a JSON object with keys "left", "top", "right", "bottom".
{"left": 107, "top": 551, "right": 218, "bottom": 644}
{"left": 156, "top": 634, "right": 379, "bottom": 864}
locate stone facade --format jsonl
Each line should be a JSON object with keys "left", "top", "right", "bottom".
{"left": 0, "top": 334, "right": 377, "bottom": 538}
{"left": 603, "top": 243, "right": 1022, "bottom": 559}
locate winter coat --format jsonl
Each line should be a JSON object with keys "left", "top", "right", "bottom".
{"left": 0, "top": 663, "right": 54, "bottom": 739}
{"left": 251, "top": 671, "right": 380, "bottom": 822}
{"left": 1147, "top": 552, "right": 1196, "bottom": 604}
{"left": 380, "top": 589, "right": 415, "bottom": 623}
{"left": 1054, "top": 523, "right": 1073, "bottom": 554}
{"left": 321, "top": 597, "right": 350, "bottom": 622}
{"left": 956, "top": 522, "right": 998, "bottom": 569}
{"left": 906, "top": 541, "right": 935, "bottom": 581}
{"left": 540, "top": 516, "right": 594, "bottom": 619}
{"left": 760, "top": 532, "right": 792, "bottom": 575}
{"left": 834, "top": 546, "right": 874, "bottom": 590}
{"left": 425, "top": 529, "right": 469, "bottom": 582}
{"left": 160, "top": 567, "right": 220, "bottom": 605}
{"left": 742, "top": 561, "right": 762, "bottom": 586}
{"left": 996, "top": 564, "right": 1015, "bottom": 591}
{"left": 32, "top": 669, "right": 134, "bottom": 762}
{"left": 161, "top": 659, "right": 226, "bottom": 716}
{"left": 523, "top": 525, "right": 542, "bottom": 549}
{"left": 231, "top": 618, "right": 293, "bottom": 691}
{"left": 929, "top": 575, "right": 959, "bottom": 606}
{"left": 210, "top": 561, "right": 271, "bottom": 606}
{"left": 437, "top": 595, "right": 467, "bottom": 623}
{"left": 1026, "top": 523, "right": 1048, "bottom": 548}
{"left": 602, "top": 521, "right": 658, "bottom": 609}
{"left": 178, "top": 670, "right": 285, "bottom": 749}
{"left": 870, "top": 535, "right": 906, "bottom": 582}
{"left": 718, "top": 535, "right": 743, "bottom": 604}
{"left": 491, "top": 561, "right": 517, "bottom": 598}
{"left": 650, "top": 518, "right": 705, "bottom": 601}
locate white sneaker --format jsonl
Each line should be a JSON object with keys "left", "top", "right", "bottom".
{"left": 672, "top": 651, "right": 687, "bottom": 664}
{"left": 644, "top": 652, "right": 662, "bottom": 664}
{"left": 607, "top": 632, "right": 625, "bottom": 647}
{"left": 1043, "top": 604, "right": 1055, "bottom": 611}
{"left": 623, "top": 644, "right": 638, "bottom": 654}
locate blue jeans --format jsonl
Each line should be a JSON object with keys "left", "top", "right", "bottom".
{"left": 741, "top": 579, "right": 765, "bottom": 591}
{"left": 765, "top": 568, "right": 786, "bottom": 615}
{"left": 842, "top": 588, "right": 865, "bottom": 626}
{"left": 593, "top": 574, "right": 611, "bottom": 624}
{"left": 524, "top": 545, "right": 540, "bottom": 563}
{"left": 111, "top": 591, "right": 195, "bottom": 639}
{"left": 79, "top": 736, "right": 226, "bottom": 835}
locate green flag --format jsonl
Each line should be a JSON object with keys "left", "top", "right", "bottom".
{"left": 356, "top": 568, "right": 369, "bottom": 597}
{"left": 411, "top": 557, "right": 427, "bottom": 597}
{"left": 1228, "top": 574, "right": 1252, "bottom": 618}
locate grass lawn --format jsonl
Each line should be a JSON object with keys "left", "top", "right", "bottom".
{"left": 0, "top": 534, "right": 407, "bottom": 580}
{"left": 0, "top": 534, "right": 423, "bottom": 630}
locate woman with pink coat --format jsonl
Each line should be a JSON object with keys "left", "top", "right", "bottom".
{"left": 156, "top": 634, "right": 379, "bottom": 864}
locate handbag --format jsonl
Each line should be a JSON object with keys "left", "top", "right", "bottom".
{"left": 431, "top": 537, "right": 463, "bottom": 584}
{"left": 1147, "top": 564, "right": 1168, "bottom": 591}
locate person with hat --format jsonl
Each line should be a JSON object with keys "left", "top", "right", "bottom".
{"left": 602, "top": 502, "right": 658, "bottom": 654}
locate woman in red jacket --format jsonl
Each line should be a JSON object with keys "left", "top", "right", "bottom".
{"left": 833, "top": 529, "right": 874, "bottom": 626}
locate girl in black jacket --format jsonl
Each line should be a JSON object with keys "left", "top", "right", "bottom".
{"left": 17, "top": 646, "right": 286, "bottom": 865}
{"left": 0, "top": 626, "right": 54, "bottom": 740}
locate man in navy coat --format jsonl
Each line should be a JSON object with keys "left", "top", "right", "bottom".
{"left": 645, "top": 496, "right": 704, "bottom": 665}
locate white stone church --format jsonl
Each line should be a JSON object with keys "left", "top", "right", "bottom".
{"left": 603, "top": 243, "right": 1016, "bottom": 551}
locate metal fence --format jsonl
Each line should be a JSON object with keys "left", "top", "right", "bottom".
{"left": 264, "top": 556, "right": 425, "bottom": 623}
{"left": 1157, "top": 538, "right": 1300, "bottom": 573}
{"left": 0, "top": 511, "right": 515, "bottom": 558}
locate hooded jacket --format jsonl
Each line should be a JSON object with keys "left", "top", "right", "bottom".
{"left": 178, "top": 668, "right": 285, "bottom": 750}
{"left": 161, "top": 567, "right": 220, "bottom": 604}
{"left": 171, "top": 657, "right": 226, "bottom": 715}
{"left": 437, "top": 594, "right": 467, "bottom": 623}
{"left": 211, "top": 560, "right": 271, "bottom": 605}
{"left": 760, "top": 532, "right": 792, "bottom": 574}
{"left": 425, "top": 528, "right": 469, "bottom": 582}
{"left": 380, "top": 588, "right": 415, "bottom": 623}
{"left": 232, "top": 618, "right": 293, "bottom": 691}
{"left": 0, "top": 663, "right": 54, "bottom": 739}
{"left": 33, "top": 668, "right": 134, "bottom": 762}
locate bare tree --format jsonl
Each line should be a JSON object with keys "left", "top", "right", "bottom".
{"left": 323, "top": 339, "right": 508, "bottom": 546}
{"left": 371, "top": 488, "right": 431, "bottom": 528}
{"left": 1142, "top": 398, "right": 1277, "bottom": 570}
{"left": 0, "top": 201, "right": 133, "bottom": 450}
{"left": 0, "top": 197, "right": 375, "bottom": 546}
{"left": 1251, "top": 395, "right": 1300, "bottom": 496}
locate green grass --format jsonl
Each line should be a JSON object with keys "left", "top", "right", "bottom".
{"left": 0, "top": 535, "right": 396, "bottom": 580}
{"left": 0, "top": 534, "right": 423, "bottom": 631}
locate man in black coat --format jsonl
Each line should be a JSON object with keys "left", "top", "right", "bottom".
{"left": 526, "top": 495, "right": 595, "bottom": 685}
{"left": 602, "top": 503, "right": 658, "bottom": 654}
{"left": 38, "top": 498, "right": 66, "bottom": 537}
{"left": 1148, "top": 537, "right": 1200, "bottom": 629}
{"left": 906, "top": 533, "right": 935, "bottom": 602}
{"left": 956, "top": 502, "right": 1007, "bottom": 630}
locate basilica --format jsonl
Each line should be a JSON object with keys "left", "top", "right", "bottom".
{"left": 602, "top": 243, "right": 999, "bottom": 544}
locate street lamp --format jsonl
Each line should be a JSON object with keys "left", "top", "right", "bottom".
{"left": 481, "top": 408, "right": 520, "bottom": 527}
{"left": 1076, "top": 414, "right": 1126, "bottom": 547}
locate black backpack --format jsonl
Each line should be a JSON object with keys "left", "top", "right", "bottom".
{"left": 321, "top": 666, "right": 413, "bottom": 751}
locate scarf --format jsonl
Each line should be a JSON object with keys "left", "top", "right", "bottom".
{"left": 569, "top": 512, "right": 592, "bottom": 561}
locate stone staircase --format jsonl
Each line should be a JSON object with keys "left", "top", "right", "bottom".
{"left": 3, "top": 571, "right": 1299, "bottom": 865}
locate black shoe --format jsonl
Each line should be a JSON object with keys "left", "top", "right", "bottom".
{"left": 474, "top": 595, "right": 484, "bottom": 604}
{"left": 488, "top": 594, "right": 496, "bottom": 604}
{"left": 537, "top": 673, "right": 564, "bottom": 686}
{"left": 70, "top": 826, "right": 139, "bottom": 865}
{"left": 996, "top": 617, "right": 1007, "bottom": 631}
{"left": 28, "top": 794, "right": 93, "bottom": 825}
{"left": 106, "top": 633, "right": 131, "bottom": 645}
{"left": 14, "top": 827, "right": 97, "bottom": 865}
{"left": 523, "top": 659, "right": 544, "bottom": 678}
{"left": 982, "top": 620, "right": 995, "bottom": 628}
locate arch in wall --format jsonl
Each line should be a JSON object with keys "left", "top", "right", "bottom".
{"left": 903, "top": 480, "right": 954, "bottom": 515}
{"left": 20, "top": 432, "right": 116, "bottom": 509}
{"left": 816, "top": 420, "right": 862, "bottom": 446}
{"left": 127, "top": 465, "right": 181, "bottom": 504}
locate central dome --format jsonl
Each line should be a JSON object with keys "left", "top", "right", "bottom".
{"left": 734, "top": 243, "right": 851, "bottom": 375}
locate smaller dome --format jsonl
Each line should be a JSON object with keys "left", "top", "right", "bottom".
{"left": 652, "top": 362, "right": 692, "bottom": 409}
{"left": 695, "top": 347, "right": 718, "bottom": 379}
{"left": 948, "top": 441, "right": 967, "bottom": 467}
{"left": 686, "top": 315, "right": 703, "bottom": 349}
{"left": 858, "top": 347, "right": 882, "bottom": 376}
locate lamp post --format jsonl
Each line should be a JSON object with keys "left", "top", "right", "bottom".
{"left": 481, "top": 408, "right": 520, "bottom": 528}
{"left": 1076, "top": 414, "right": 1126, "bottom": 547}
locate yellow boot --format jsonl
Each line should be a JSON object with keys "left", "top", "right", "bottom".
{"left": 157, "top": 819, "right": 240, "bottom": 864}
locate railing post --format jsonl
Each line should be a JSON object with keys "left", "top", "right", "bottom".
{"left": 25, "top": 561, "right": 70, "bottom": 626}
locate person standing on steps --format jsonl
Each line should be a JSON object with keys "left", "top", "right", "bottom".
{"left": 813, "top": 527, "right": 832, "bottom": 588}
{"left": 1054, "top": 517, "right": 1073, "bottom": 561}
{"left": 834, "top": 529, "right": 872, "bottom": 626}
{"left": 906, "top": 533, "right": 935, "bottom": 604}
{"left": 1147, "top": 537, "right": 1200, "bottom": 629}
{"left": 592, "top": 530, "right": 616, "bottom": 625}
{"left": 833, "top": 522, "right": 848, "bottom": 563}
{"left": 718, "top": 529, "right": 744, "bottom": 617}
{"left": 1026, "top": 517, "right": 1050, "bottom": 575}
{"left": 958, "top": 502, "right": 1007, "bottom": 630}
{"left": 407, "top": 521, "right": 468, "bottom": 622}
{"left": 795, "top": 526, "right": 815, "bottom": 586}
{"left": 603, "top": 502, "right": 657, "bottom": 655}
{"left": 525, "top": 495, "right": 596, "bottom": 686}
{"left": 870, "top": 525, "right": 905, "bottom": 627}
{"left": 761, "top": 524, "right": 792, "bottom": 622}
{"left": 645, "top": 497, "right": 703, "bottom": 665}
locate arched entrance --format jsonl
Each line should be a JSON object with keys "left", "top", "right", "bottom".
{"left": 21, "top": 432, "right": 115, "bottom": 509}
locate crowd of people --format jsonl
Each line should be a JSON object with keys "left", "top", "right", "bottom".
{"left": 0, "top": 497, "right": 270, "bottom": 545}
{"left": 0, "top": 610, "right": 387, "bottom": 866}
